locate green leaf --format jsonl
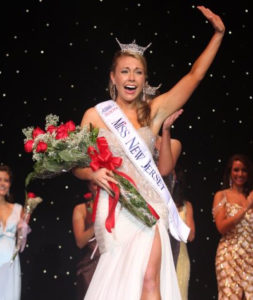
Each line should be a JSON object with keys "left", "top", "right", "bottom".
{"left": 25, "top": 171, "right": 36, "bottom": 187}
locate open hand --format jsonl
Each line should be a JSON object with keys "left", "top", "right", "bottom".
{"left": 91, "top": 168, "right": 118, "bottom": 196}
{"left": 162, "top": 109, "right": 183, "bottom": 131}
{"left": 197, "top": 6, "right": 225, "bottom": 34}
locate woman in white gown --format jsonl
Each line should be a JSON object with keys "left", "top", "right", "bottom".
{"left": 0, "top": 165, "right": 22, "bottom": 300}
{"left": 73, "top": 6, "right": 225, "bottom": 299}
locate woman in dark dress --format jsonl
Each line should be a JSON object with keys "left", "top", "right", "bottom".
{"left": 72, "top": 181, "right": 100, "bottom": 300}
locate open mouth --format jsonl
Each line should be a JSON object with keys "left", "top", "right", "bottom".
{"left": 124, "top": 85, "right": 137, "bottom": 91}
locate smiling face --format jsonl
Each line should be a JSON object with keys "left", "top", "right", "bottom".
{"left": 230, "top": 160, "right": 248, "bottom": 188}
{"left": 110, "top": 54, "right": 146, "bottom": 103}
{"left": 0, "top": 171, "right": 11, "bottom": 199}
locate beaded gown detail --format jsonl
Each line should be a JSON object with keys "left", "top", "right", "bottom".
{"left": 84, "top": 127, "right": 181, "bottom": 300}
{"left": 214, "top": 195, "right": 253, "bottom": 299}
{"left": 0, "top": 203, "right": 22, "bottom": 300}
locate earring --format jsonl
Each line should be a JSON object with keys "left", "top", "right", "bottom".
{"left": 229, "top": 177, "right": 233, "bottom": 188}
{"left": 111, "top": 84, "right": 116, "bottom": 101}
{"left": 142, "top": 86, "right": 146, "bottom": 102}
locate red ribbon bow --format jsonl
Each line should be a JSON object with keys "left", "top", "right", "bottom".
{"left": 87, "top": 136, "right": 159, "bottom": 233}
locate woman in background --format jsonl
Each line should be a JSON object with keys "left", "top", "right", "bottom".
{"left": 0, "top": 165, "right": 22, "bottom": 300}
{"left": 172, "top": 165, "right": 195, "bottom": 300}
{"left": 213, "top": 154, "right": 253, "bottom": 299}
{"left": 157, "top": 117, "right": 195, "bottom": 299}
{"left": 72, "top": 180, "right": 99, "bottom": 300}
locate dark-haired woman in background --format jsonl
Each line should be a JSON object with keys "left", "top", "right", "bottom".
{"left": 212, "top": 154, "right": 253, "bottom": 299}
{"left": 155, "top": 113, "right": 195, "bottom": 300}
{"left": 0, "top": 165, "right": 23, "bottom": 300}
{"left": 171, "top": 165, "right": 195, "bottom": 300}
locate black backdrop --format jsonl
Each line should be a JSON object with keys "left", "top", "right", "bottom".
{"left": 1, "top": 0, "right": 253, "bottom": 299}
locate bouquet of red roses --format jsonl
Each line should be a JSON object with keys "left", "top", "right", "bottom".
{"left": 23, "top": 115, "right": 159, "bottom": 231}
{"left": 23, "top": 114, "right": 98, "bottom": 186}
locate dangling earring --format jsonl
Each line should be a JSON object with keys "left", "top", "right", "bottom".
{"left": 111, "top": 84, "right": 116, "bottom": 101}
{"left": 229, "top": 177, "right": 233, "bottom": 188}
{"left": 142, "top": 86, "right": 146, "bottom": 102}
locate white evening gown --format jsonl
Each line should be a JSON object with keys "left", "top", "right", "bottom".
{"left": 0, "top": 203, "right": 22, "bottom": 300}
{"left": 84, "top": 127, "right": 181, "bottom": 300}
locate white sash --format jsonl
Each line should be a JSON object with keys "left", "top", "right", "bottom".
{"left": 96, "top": 100, "right": 190, "bottom": 242}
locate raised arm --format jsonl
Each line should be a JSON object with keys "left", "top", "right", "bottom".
{"left": 157, "top": 110, "right": 183, "bottom": 176}
{"left": 150, "top": 6, "right": 225, "bottom": 134}
{"left": 212, "top": 190, "right": 253, "bottom": 235}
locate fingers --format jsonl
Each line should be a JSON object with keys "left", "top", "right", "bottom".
{"left": 197, "top": 6, "right": 225, "bottom": 34}
{"left": 92, "top": 168, "right": 118, "bottom": 196}
{"left": 100, "top": 183, "right": 114, "bottom": 197}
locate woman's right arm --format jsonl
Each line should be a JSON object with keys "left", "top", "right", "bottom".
{"left": 213, "top": 190, "right": 253, "bottom": 235}
{"left": 72, "top": 107, "right": 118, "bottom": 193}
{"left": 72, "top": 204, "right": 94, "bottom": 249}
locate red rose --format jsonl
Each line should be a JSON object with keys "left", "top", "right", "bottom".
{"left": 27, "top": 192, "right": 36, "bottom": 198}
{"left": 55, "top": 131, "right": 68, "bottom": 139}
{"left": 84, "top": 192, "right": 92, "bottom": 200}
{"left": 24, "top": 140, "right": 34, "bottom": 152}
{"left": 46, "top": 125, "right": 57, "bottom": 134}
{"left": 65, "top": 121, "right": 76, "bottom": 132}
{"left": 32, "top": 127, "right": 45, "bottom": 139}
{"left": 55, "top": 124, "right": 68, "bottom": 139}
{"left": 36, "top": 141, "right": 48, "bottom": 152}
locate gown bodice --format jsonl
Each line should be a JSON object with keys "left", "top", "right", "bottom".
{"left": 0, "top": 203, "right": 22, "bottom": 266}
{"left": 98, "top": 127, "right": 169, "bottom": 227}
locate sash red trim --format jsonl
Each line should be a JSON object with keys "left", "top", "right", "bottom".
{"left": 88, "top": 137, "right": 159, "bottom": 232}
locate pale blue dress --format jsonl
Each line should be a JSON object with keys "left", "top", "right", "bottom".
{"left": 0, "top": 203, "right": 22, "bottom": 300}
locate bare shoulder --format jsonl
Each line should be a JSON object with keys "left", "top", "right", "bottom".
{"left": 213, "top": 189, "right": 227, "bottom": 206}
{"left": 80, "top": 107, "right": 106, "bottom": 128}
{"left": 73, "top": 203, "right": 86, "bottom": 216}
{"left": 81, "top": 107, "right": 98, "bottom": 126}
{"left": 171, "top": 139, "right": 182, "bottom": 148}
{"left": 185, "top": 200, "right": 193, "bottom": 208}
{"left": 185, "top": 201, "right": 193, "bottom": 212}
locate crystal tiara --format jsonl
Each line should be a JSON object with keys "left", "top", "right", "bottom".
{"left": 144, "top": 82, "right": 162, "bottom": 96}
{"left": 116, "top": 38, "right": 152, "bottom": 56}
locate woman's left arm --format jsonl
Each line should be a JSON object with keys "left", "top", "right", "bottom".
{"left": 185, "top": 201, "right": 195, "bottom": 242}
{"left": 157, "top": 110, "right": 183, "bottom": 176}
{"left": 150, "top": 6, "right": 225, "bottom": 134}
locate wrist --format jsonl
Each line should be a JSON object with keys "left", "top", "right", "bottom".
{"left": 162, "top": 127, "right": 171, "bottom": 134}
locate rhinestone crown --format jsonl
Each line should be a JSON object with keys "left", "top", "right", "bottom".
{"left": 116, "top": 38, "right": 151, "bottom": 56}
{"left": 144, "top": 82, "right": 162, "bottom": 96}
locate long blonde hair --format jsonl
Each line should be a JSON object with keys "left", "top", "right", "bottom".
{"left": 108, "top": 51, "right": 151, "bottom": 127}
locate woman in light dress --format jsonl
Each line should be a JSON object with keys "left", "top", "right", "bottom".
{"left": 0, "top": 165, "right": 22, "bottom": 300}
{"left": 73, "top": 6, "right": 225, "bottom": 299}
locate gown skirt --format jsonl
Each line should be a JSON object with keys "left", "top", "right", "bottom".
{"left": 84, "top": 127, "right": 181, "bottom": 300}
